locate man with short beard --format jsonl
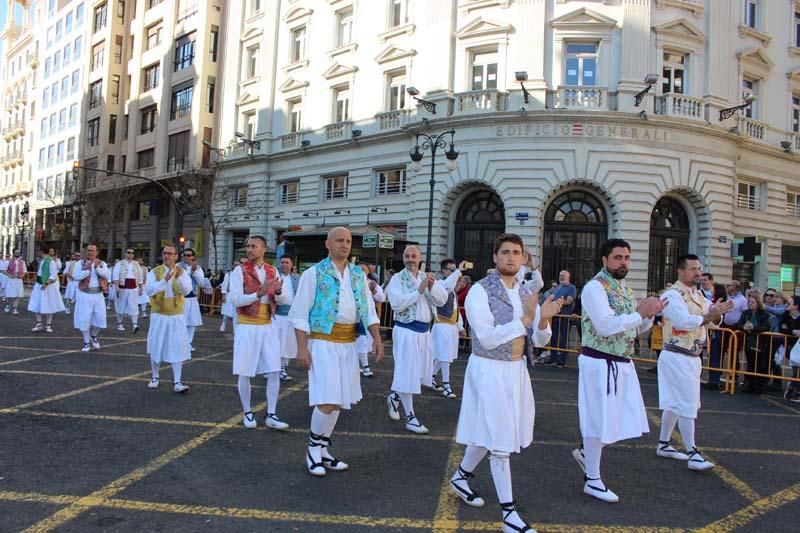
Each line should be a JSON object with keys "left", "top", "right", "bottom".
{"left": 449, "top": 233, "right": 561, "bottom": 533}
{"left": 289, "top": 227, "right": 382, "bottom": 476}
{"left": 572, "top": 239, "right": 665, "bottom": 503}
{"left": 145, "top": 244, "right": 194, "bottom": 392}
{"left": 72, "top": 244, "right": 111, "bottom": 351}
{"left": 386, "top": 245, "right": 448, "bottom": 434}
{"left": 657, "top": 254, "right": 733, "bottom": 471}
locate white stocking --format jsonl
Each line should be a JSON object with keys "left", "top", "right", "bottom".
{"left": 359, "top": 353, "right": 369, "bottom": 368}
{"left": 583, "top": 436, "right": 604, "bottom": 481}
{"left": 186, "top": 326, "right": 196, "bottom": 345}
{"left": 660, "top": 410, "right": 679, "bottom": 442}
{"left": 678, "top": 416, "right": 696, "bottom": 451}
{"left": 397, "top": 392, "right": 414, "bottom": 418}
{"left": 171, "top": 362, "right": 183, "bottom": 384}
{"left": 237, "top": 375, "right": 251, "bottom": 412}
{"left": 460, "top": 445, "right": 488, "bottom": 473}
{"left": 265, "top": 371, "right": 280, "bottom": 414}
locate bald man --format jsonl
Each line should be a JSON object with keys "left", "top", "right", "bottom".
{"left": 386, "top": 245, "right": 448, "bottom": 434}
{"left": 290, "top": 227, "right": 382, "bottom": 476}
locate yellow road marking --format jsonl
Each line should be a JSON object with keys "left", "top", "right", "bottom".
{"left": 760, "top": 395, "right": 800, "bottom": 414}
{"left": 0, "top": 490, "right": 79, "bottom": 506}
{"left": 0, "top": 339, "right": 143, "bottom": 367}
{"left": 20, "top": 384, "right": 305, "bottom": 533}
{"left": 431, "top": 439, "right": 463, "bottom": 533}
{"left": 695, "top": 482, "right": 800, "bottom": 532}
{"left": 647, "top": 412, "right": 760, "bottom": 503}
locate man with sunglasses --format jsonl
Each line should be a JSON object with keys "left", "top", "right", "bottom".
{"left": 112, "top": 249, "right": 144, "bottom": 333}
{"left": 177, "top": 248, "right": 210, "bottom": 351}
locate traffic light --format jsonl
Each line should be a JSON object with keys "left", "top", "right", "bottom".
{"left": 178, "top": 234, "right": 186, "bottom": 246}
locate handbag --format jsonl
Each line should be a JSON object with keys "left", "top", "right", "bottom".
{"left": 775, "top": 345, "right": 786, "bottom": 367}
{"left": 790, "top": 342, "right": 800, "bottom": 367}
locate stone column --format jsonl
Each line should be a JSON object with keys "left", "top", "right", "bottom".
{"left": 618, "top": 0, "right": 652, "bottom": 112}
{"left": 513, "top": 0, "right": 547, "bottom": 108}
{"left": 704, "top": 0, "right": 734, "bottom": 121}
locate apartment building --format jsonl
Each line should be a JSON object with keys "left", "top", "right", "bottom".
{"left": 212, "top": 0, "right": 800, "bottom": 294}
{"left": 0, "top": 0, "right": 37, "bottom": 260}
{"left": 78, "top": 0, "right": 223, "bottom": 264}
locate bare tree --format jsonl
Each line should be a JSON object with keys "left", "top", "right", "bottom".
{"left": 78, "top": 170, "right": 144, "bottom": 259}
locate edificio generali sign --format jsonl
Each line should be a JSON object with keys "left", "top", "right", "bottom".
{"left": 496, "top": 123, "right": 669, "bottom": 141}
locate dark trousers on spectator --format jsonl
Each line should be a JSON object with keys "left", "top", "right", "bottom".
{"left": 707, "top": 331, "right": 723, "bottom": 385}
{"left": 552, "top": 317, "right": 570, "bottom": 364}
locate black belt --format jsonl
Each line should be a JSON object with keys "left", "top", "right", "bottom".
{"left": 581, "top": 346, "right": 630, "bottom": 395}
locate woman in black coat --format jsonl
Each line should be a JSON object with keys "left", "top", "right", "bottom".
{"left": 737, "top": 293, "right": 772, "bottom": 393}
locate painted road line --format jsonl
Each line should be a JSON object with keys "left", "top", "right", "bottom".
{"left": 431, "top": 438, "right": 464, "bottom": 533}
{"left": 0, "top": 490, "right": 79, "bottom": 506}
{"left": 0, "top": 339, "right": 143, "bottom": 367}
{"left": 695, "top": 482, "right": 800, "bottom": 532}
{"left": 20, "top": 384, "right": 306, "bottom": 533}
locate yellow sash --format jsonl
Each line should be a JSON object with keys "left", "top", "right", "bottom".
{"left": 309, "top": 323, "right": 358, "bottom": 343}
{"left": 436, "top": 306, "right": 460, "bottom": 325}
{"left": 237, "top": 303, "right": 272, "bottom": 325}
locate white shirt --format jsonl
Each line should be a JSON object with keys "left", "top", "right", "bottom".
{"left": 145, "top": 267, "right": 193, "bottom": 298}
{"left": 289, "top": 262, "right": 380, "bottom": 334}
{"left": 465, "top": 280, "right": 551, "bottom": 349}
{"left": 0, "top": 260, "right": 8, "bottom": 274}
{"left": 279, "top": 271, "right": 296, "bottom": 306}
{"left": 387, "top": 269, "right": 448, "bottom": 323}
{"left": 228, "top": 264, "right": 288, "bottom": 308}
{"left": 581, "top": 278, "right": 653, "bottom": 337}
{"left": 662, "top": 282, "right": 709, "bottom": 340}
{"left": 73, "top": 260, "right": 111, "bottom": 289}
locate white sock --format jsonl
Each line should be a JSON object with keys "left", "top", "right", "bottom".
{"left": 186, "top": 326, "right": 196, "bottom": 344}
{"left": 81, "top": 330, "right": 91, "bottom": 343}
{"left": 265, "top": 371, "right": 280, "bottom": 414}
{"left": 583, "top": 436, "right": 604, "bottom": 480}
{"left": 440, "top": 362, "right": 451, "bottom": 383}
{"left": 359, "top": 352, "right": 369, "bottom": 368}
{"left": 237, "top": 375, "right": 251, "bottom": 412}
{"left": 171, "top": 362, "right": 183, "bottom": 384}
{"left": 433, "top": 360, "right": 442, "bottom": 377}
{"left": 35, "top": 313, "right": 42, "bottom": 323}
{"left": 117, "top": 317, "right": 123, "bottom": 326}
{"left": 281, "top": 357, "right": 290, "bottom": 370}
{"left": 460, "top": 445, "right": 488, "bottom": 473}
{"left": 150, "top": 360, "right": 159, "bottom": 379}
{"left": 397, "top": 392, "right": 414, "bottom": 418}
{"left": 678, "top": 416, "right": 696, "bottom": 451}
{"left": 90, "top": 326, "right": 100, "bottom": 337}
{"left": 660, "top": 410, "right": 680, "bottom": 442}
{"left": 309, "top": 407, "right": 330, "bottom": 463}
{"left": 131, "top": 315, "right": 138, "bottom": 327}
{"left": 44, "top": 314, "right": 53, "bottom": 326}
{"left": 489, "top": 452, "right": 513, "bottom": 503}
{"left": 221, "top": 316, "right": 228, "bottom": 329}
{"left": 321, "top": 409, "right": 341, "bottom": 460}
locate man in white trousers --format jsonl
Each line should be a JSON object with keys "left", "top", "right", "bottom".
{"left": 4, "top": 249, "right": 26, "bottom": 314}
{"left": 431, "top": 258, "right": 469, "bottom": 398}
{"left": 386, "top": 245, "right": 448, "bottom": 434}
{"left": 145, "top": 244, "right": 193, "bottom": 392}
{"left": 112, "top": 248, "right": 144, "bottom": 333}
{"left": 356, "top": 262, "right": 385, "bottom": 378}
{"left": 657, "top": 254, "right": 732, "bottom": 471}
{"left": 229, "top": 236, "right": 290, "bottom": 430}
{"left": 449, "top": 233, "right": 560, "bottom": 533}
{"left": 274, "top": 255, "right": 299, "bottom": 381}
{"left": 72, "top": 244, "right": 111, "bottom": 352}
{"left": 177, "top": 248, "right": 209, "bottom": 351}
{"left": 289, "top": 227, "right": 382, "bottom": 476}
{"left": 63, "top": 251, "right": 81, "bottom": 314}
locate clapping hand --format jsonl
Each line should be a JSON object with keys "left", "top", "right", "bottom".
{"left": 636, "top": 297, "right": 667, "bottom": 319}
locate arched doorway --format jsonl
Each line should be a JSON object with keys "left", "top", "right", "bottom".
{"left": 647, "top": 196, "right": 691, "bottom": 294}
{"left": 542, "top": 190, "right": 608, "bottom": 288}
{"left": 453, "top": 189, "right": 505, "bottom": 277}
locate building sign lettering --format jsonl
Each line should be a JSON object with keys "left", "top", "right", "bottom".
{"left": 496, "top": 124, "right": 668, "bottom": 141}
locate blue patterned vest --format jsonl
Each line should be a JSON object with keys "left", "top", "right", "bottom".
{"left": 471, "top": 270, "right": 533, "bottom": 361}
{"left": 393, "top": 268, "right": 435, "bottom": 323}
{"left": 308, "top": 257, "right": 369, "bottom": 334}
{"left": 581, "top": 269, "right": 637, "bottom": 359}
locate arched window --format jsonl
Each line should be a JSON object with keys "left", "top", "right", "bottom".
{"left": 453, "top": 189, "right": 505, "bottom": 277}
{"left": 648, "top": 197, "right": 691, "bottom": 294}
{"left": 542, "top": 190, "right": 608, "bottom": 288}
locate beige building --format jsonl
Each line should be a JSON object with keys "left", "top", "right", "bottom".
{"left": 0, "top": 0, "right": 37, "bottom": 260}
{"left": 76, "top": 0, "right": 223, "bottom": 264}
{"left": 212, "top": 0, "right": 800, "bottom": 295}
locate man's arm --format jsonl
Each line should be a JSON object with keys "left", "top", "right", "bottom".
{"left": 582, "top": 280, "right": 646, "bottom": 336}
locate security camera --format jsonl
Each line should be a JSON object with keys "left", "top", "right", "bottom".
{"left": 515, "top": 71, "right": 528, "bottom": 82}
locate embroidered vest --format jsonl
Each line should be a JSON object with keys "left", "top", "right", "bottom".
{"left": 309, "top": 257, "right": 369, "bottom": 335}
{"left": 581, "top": 269, "right": 637, "bottom": 359}
{"left": 78, "top": 259, "right": 109, "bottom": 292}
{"left": 236, "top": 262, "right": 277, "bottom": 325}
{"left": 118, "top": 260, "right": 141, "bottom": 283}
{"left": 67, "top": 260, "right": 77, "bottom": 278}
{"left": 435, "top": 292, "right": 459, "bottom": 325}
{"left": 662, "top": 282, "right": 707, "bottom": 356}
{"left": 149, "top": 265, "right": 185, "bottom": 315}
{"left": 393, "top": 268, "right": 434, "bottom": 324}
{"left": 8, "top": 258, "right": 23, "bottom": 277}
{"left": 178, "top": 262, "right": 199, "bottom": 297}
{"left": 471, "top": 271, "right": 530, "bottom": 361}
{"left": 275, "top": 272, "right": 299, "bottom": 316}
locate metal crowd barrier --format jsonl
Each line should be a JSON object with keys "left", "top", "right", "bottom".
{"left": 731, "top": 331, "right": 800, "bottom": 396}
{"left": 197, "top": 287, "right": 223, "bottom": 317}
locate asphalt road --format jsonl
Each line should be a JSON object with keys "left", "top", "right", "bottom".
{"left": 1, "top": 305, "right": 799, "bottom": 532}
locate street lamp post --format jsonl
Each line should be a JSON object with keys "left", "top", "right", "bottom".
{"left": 409, "top": 130, "right": 459, "bottom": 271}
{"left": 19, "top": 201, "right": 29, "bottom": 261}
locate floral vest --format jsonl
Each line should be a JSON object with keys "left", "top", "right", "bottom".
{"left": 662, "top": 281, "right": 707, "bottom": 357}
{"left": 581, "top": 269, "right": 637, "bottom": 359}
{"left": 309, "top": 257, "right": 369, "bottom": 334}
{"left": 78, "top": 259, "right": 109, "bottom": 292}
{"left": 471, "top": 270, "right": 532, "bottom": 361}
{"left": 393, "top": 268, "right": 435, "bottom": 323}
{"left": 7, "top": 258, "right": 24, "bottom": 277}
{"left": 236, "top": 261, "right": 277, "bottom": 325}
{"left": 149, "top": 264, "right": 185, "bottom": 315}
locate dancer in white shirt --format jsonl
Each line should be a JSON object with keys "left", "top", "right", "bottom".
{"left": 137, "top": 257, "right": 150, "bottom": 317}
{"left": 274, "top": 255, "right": 299, "bottom": 381}
{"left": 431, "top": 259, "right": 469, "bottom": 398}
{"left": 63, "top": 251, "right": 81, "bottom": 314}
{"left": 219, "top": 261, "right": 238, "bottom": 333}
{"left": 4, "top": 249, "right": 26, "bottom": 314}
{"left": 178, "top": 248, "right": 210, "bottom": 351}
{"left": 29, "top": 244, "right": 66, "bottom": 332}
{"left": 386, "top": 245, "right": 448, "bottom": 434}
{"left": 356, "top": 263, "right": 385, "bottom": 378}
{"left": 112, "top": 248, "right": 145, "bottom": 332}
{"left": 72, "top": 244, "right": 111, "bottom": 351}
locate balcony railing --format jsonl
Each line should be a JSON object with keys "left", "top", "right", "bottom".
{"left": 736, "top": 193, "right": 760, "bottom": 210}
{"left": 455, "top": 90, "right": 508, "bottom": 114}
{"left": 280, "top": 132, "right": 301, "bottom": 149}
{"left": 791, "top": 133, "right": 800, "bottom": 151}
{"left": 738, "top": 116, "right": 766, "bottom": 141}
{"left": 786, "top": 200, "right": 800, "bottom": 218}
{"left": 656, "top": 93, "right": 704, "bottom": 121}
{"left": 375, "top": 109, "right": 411, "bottom": 130}
{"left": 554, "top": 86, "right": 608, "bottom": 110}
{"left": 135, "top": 166, "right": 157, "bottom": 178}
{"left": 325, "top": 121, "right": 352, "bottom": 141}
